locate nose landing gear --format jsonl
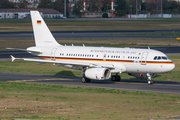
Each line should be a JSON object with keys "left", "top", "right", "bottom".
{"left": 147, "top": 73, "right": 154, "bottom": 85}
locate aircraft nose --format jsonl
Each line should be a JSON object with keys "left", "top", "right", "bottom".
{"left": 168, "top": 63, "right": 175, "bottom": 72}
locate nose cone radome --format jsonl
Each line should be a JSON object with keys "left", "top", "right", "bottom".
{"left": 167, "top": 63, "right": 175, "bottom": 72}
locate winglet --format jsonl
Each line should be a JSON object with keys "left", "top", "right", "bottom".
{"left": 10, "top": 55, "right": 16, "bottom": 62}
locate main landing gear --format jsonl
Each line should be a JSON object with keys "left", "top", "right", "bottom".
{"left": 147, "top": 73, "right": 154, "bottom": 85}
{"left": 81, "top": 67, "right": 91, "bottom": 83}
{"left": 111, "top": 74, "right": 121, "bottom": 82}
{"left": 81, "top": 77, "right": 91, "bottom": 83}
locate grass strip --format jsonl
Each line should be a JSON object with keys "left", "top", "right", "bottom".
{"left": 1, "top": 20, "right": 180, "bottom": 32}
{"left": 0, "top": 82, "right": 180, "bottom": 119}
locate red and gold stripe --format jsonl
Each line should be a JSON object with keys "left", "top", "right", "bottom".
{"left": 39, "top": 56, "right": 174, "bottom": 65}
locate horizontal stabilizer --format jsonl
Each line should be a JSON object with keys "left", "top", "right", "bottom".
{"left": 7, "top": 48, "right": 42, "bottom": 53}
{"left": 10, "top": 55, "right": 23, "bottom": 62}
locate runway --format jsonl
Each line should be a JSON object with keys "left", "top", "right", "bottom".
{"left": 1, "top": 72, "right": 180, "bottom": 95}
{"left": 1, "top": 30, "right": 180, "bottom": 39}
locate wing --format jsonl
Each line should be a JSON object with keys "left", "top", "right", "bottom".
{"left": 10, "top": 55, "right": 115, "bottom": 69}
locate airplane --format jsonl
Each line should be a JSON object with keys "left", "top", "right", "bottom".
{"left": 9, "top": 11, "right": 175, "bottom": 85}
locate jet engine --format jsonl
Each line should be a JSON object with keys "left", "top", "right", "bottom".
{"left": 128, "top": 73, "right": 156, "bottom": 79}
{"left": 85, "top": 68, "right": 111, "bottom": 80}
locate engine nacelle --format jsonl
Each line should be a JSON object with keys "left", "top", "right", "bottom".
{"left": 85, "top": 68, "right": 111, "bottom": 80}
{"left": 128, "top": 73, "right": 156, "bottom": 79}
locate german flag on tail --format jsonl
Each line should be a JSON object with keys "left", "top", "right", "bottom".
{"left": 37, "top": 20, "right": 41, "bottom": 24}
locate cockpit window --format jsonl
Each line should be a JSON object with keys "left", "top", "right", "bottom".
{"left": 157, "top": 56, "right": 161, "bottom": 60}
{"left": 162, "top": 56, "right": 168, "bottom": 60}
{"left": 154, "top": 56, "right": 169, "bottom": 60}
{"left": 153, "top": 56, "right": 157, "bottom": 60}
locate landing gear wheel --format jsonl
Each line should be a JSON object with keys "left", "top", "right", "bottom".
{"left": 148, "top": 80, "right": 154, "bottom": 85}
{"left": 111, "top": 75, "right": 121, "bottom": 82}
{"left": 81, "top": 77, "right": 86, "bottom": 83}
{"left": 151, "top": 80, "right": 154, "bottom": 84}
{"left": 116, "top": 75, "right": 121, "bottom": 82}
{"left": 86, "top": 78, "right": 91, "bottom": 83}
{"left": 81, "top": 77, "right": 91, "bottom": 83}
{"left": 111, "top": 75, "right": 116, "bottom": 81}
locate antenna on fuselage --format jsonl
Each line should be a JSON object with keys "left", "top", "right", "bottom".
{"left": 148, "top": 46, "right": 150, "bottom": 49}
{"left": 72, "top": 44, "right": 74, "bottom": 46}
{"left": 83, "top": 44, "right": 85, "bottom": 47}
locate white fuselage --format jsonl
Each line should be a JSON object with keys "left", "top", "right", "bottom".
{"left": 28, "top": 46, "right": 175, "bottom": 74}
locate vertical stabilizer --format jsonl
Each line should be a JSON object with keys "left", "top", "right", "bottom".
{"left": 30, "top": 11, "right": 61, "bottom": 47}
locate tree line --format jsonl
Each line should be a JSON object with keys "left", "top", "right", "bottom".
{"left": 1, "top": 0, "right": 180, "bottom": 16}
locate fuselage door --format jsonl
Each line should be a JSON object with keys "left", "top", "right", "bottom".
{"left": 51, "top": 48, "right": 57, "bottom": 60}
{"left": 141, "top": 52, "right": 148, "bottom": 65}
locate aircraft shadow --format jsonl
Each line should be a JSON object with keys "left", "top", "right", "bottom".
{"left": 55, "top": 70, "right": 76, "bottom": 77}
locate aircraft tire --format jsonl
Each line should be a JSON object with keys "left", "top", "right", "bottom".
{"left": 151, "top": 80, "right": 154, "bottom": 84}
{"left": 81, "top": 77, "right": 91, "bottom": 83}
{"left": 148, "top": 80, "right": 153, "bottom": 85}
{"left": 81, "top": 77, "right": 86, "bottom": 83}
{"left": 116, "top": 75, "right": 121, "bottom": 82}
{"left": 111, "top": 75, "right": 116, "bottom": 82}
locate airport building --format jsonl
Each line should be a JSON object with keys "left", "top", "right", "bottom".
{"left": 0, "top": 9, "right": 63, "bottom": 19}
